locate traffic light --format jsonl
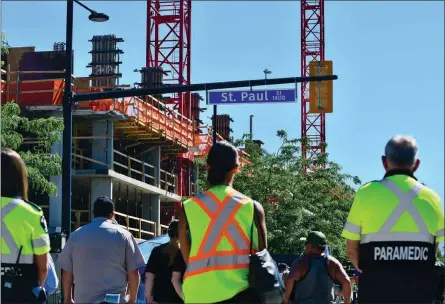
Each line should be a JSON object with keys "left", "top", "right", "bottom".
{"left": 309, "top": 61, "right": 333, "bottom": 114}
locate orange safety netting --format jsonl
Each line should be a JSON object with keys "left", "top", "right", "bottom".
{"left": 1, "top": 79, "right": 194, "bottom": 149}
{"left": 1, "top": 78, "right": 249, "bottom": 164}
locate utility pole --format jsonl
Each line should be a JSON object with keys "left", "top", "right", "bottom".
{"left": 249, "top": 115, "right": 254, "bottom": 140}
{"left": 212, "top": 105, "right": 217, "bottom": 145}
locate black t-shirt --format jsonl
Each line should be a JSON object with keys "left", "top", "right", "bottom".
{"left": 144, "top": 243, "right": 186, "bottom": 302}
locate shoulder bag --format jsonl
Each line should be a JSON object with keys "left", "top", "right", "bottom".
{"left": 248, "top": 201, "right": 284, "bottom": 304}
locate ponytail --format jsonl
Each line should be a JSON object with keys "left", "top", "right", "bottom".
{"left": 207, "top": 166, "right": 229, "bottom": 186}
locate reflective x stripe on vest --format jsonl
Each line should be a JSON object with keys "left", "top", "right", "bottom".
{"left": 357, "top": 179, "right": 435, "bottom": 244}
{"left": 1, "top": 199, "right": 34, "bottom": 264}
{"left": 185, "top": 191, "right": 252, "bottom": 278}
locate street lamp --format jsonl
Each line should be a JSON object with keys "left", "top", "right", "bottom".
{"left": 263, "top": 68, "right": 272, "bottom": 80}
{"left": 62, "top": 0, "right": 109, "bottom": 237}
{"left": 72, "top": 0, "right": 109, "bottom": 22}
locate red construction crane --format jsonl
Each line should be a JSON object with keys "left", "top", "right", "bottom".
{"left": 147, "top": 0, "right": 327, "bottom": 194}
{"left": 147, "top": 0, "right": 194, "bottom": 197}
{"left": 300, "top": 0, "right": 326, "bottom": 169}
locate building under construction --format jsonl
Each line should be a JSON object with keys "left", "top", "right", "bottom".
{"left": 1, "top": 0, "right": 328, "bottom": 240}
{"left": 0, "top": 36, "right": 241, "bottom": 240}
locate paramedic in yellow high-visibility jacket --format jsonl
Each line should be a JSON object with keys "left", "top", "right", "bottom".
{"left": 1, "top": 148, "right": 51, "bottom": 303}
{"left": 342, "top": 135, "right": 444, "bottom": 303}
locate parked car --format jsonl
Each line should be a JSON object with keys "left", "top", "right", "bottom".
{"left": 136, "top": 234, "right": 170, "bottom": 303}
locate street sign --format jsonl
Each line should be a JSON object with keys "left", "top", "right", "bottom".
{"left": 208, "top": 89, "right": 296, "bottom": 105}
{"left": 309, "top": 61, "right": 333, "bottom": 114}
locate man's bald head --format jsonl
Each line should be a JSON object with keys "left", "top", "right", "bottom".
{"left": 384, "top": 135, "right": 418, "bottom": 169}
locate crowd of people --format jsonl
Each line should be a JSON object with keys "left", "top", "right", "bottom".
{"left": 1, "top": 134, "right": 444, "bottom": 304}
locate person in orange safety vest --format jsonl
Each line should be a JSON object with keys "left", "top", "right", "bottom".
{"left": 178, "top": 141, "right": 268, "bottom": 304}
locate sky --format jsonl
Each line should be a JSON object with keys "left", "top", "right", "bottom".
{"left": 2, "top": 1, "right": 444, "bottom": 209}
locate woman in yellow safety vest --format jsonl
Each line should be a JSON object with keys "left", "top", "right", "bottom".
{"left": 178, "top": 141, "right": 268, "bottom": 303}
{"left": 1, "top": 148, "right": 51, "bottom": 303}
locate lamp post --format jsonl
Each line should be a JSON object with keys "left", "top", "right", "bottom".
{"left": 263, "top": 68, "right": 272, "bottom": 80}
{"left": 62, "top": 0, "right": 109, "bottom": 237}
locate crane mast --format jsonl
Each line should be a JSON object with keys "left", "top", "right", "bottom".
{"left": 147, "top": 0, "right": 327, "bottom": 196}
{"left": 147, "top": 0, "right": 193, "bottom": 197}
{"left": 300, "top": 0, "right": 326, "bottom": 170}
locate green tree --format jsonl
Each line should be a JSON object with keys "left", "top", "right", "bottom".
{"left": 1, "top": 32, "right": 8, "bottom": 67}
{"left": 1, "top": 102, "right": 64, "bottom": 195}
{"left": 196, "top": 131, "right": 361, "bottom": 261}
{"left": 437, "top": 246, "right": 445, "bottom": 263}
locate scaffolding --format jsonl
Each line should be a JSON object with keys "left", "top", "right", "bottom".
{"left": 1, "top": 67, "right": 194, "bottom": 150}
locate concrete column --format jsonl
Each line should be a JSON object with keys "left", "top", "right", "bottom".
{"left": 142, "top": 193, "right": 160, "bottom": 236}
{"left": 142, "top": 146, "right": 161, "bottom": 188}
{"left": 141, "top": 196, "right": 151, "bottom": 222}
{"left": 91, "top": 120, "right": 114, "bottom": 170}
{"left": 49, "top": 125, "right": 63, "bottom": 232}
{"left": 194, "top": 161, "right": 200, "bottom": 195}
{"left": 150, "top": 146, "right": 161, "bottom": 188}
{"left": 90, "top": 177, "right": 113, "bottom": 219}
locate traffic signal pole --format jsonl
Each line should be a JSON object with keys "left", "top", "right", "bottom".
{"left": 212, "top": 105, "right": 217, "bottom": 145}
{"left": 73, "top": 75, "right": 337, "bottom": 102}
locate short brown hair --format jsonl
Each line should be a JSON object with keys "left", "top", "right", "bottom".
{"left": 1, "top": 148, "right": 29, "bottom": 201}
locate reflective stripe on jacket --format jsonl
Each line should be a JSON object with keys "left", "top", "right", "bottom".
{"left": 182, "top": 185, "right": 258, "bottom": 303}
{"left": 341, "top": 174, "right": 443, "bottom": 302}
{"left": 1, "top": 196, "right": 51, "bottom": 301}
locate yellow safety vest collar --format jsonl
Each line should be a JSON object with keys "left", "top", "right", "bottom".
{"left": 383, "top": 169, "right": 416, "bottom": 180}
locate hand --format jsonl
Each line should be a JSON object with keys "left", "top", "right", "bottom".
{"left": 145, "top": 295, "right": 158, "bottom": 304}
{"left": 63, "top": 299, "right": 74, "bottom": 304}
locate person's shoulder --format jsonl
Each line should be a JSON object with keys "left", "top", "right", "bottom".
{"left": 87, "top": 220, "right": 131, "bottom": 239}
{"left": 18, "top": 198, "right": 43, "bottom": 216}
{"left": 182, "top": 196, "right": 192, "bottom": 205}
{"left": 15, "top": 199, "right": 47, "bottom": 231}
{"left": 419, "top": 185, "right": 442, "bottom": 210}
{"left": 183, "top": 193, "right": 201, "bottom": 205}
{"left": 353, "top": 180, "right": 385, "bottom": 199}
{"left": 291, "top": 255, "right": 307, "bottom": 267}
{"left": 150, "top": 243, "right": 167, "bottom": 256}
{"left": 357, "top": 179, "right": 382, "bottom": 191}
{"left": 420, "top": 184, "right": 441, "bottom": 201}
{"left": 252, "top": 200, "right": 265, "bottom": 215}
{"left": 326, "top": 255, "right": 342, "bottom": 267}
{"left": 114, "top": 224, "right": 135, "bottom": 239}
{"left": 66, "top": 224, "right": 87, "bottom": 241}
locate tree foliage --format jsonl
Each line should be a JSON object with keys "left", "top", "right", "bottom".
{"left": 1, "top": 102, "right": 64, "bottom": 195}
{"left": 437, "top": 246, "right": 445, "bottom": 263}
{"left": 196, "top": 131, "right": 361, "bottom": 261}
{"left": 1, "top": 32, "right": 8, "bottom": 67}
